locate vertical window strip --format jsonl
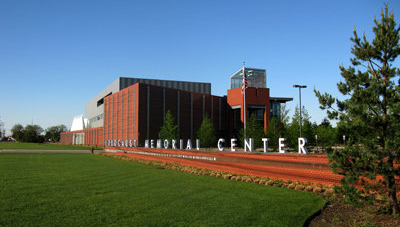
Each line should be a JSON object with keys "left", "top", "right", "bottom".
{"left": 126, "top": 88, "right": 129, "bottom": 140}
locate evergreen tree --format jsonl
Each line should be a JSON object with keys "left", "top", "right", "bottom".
{"left": 315, "top": 119, "right": 337, "bottom": 151}
{"left": 336, "top": 120, "right": 353, "bottom": 145}
{"left": 196, "top": 114, "right": 216, "bottom": 147}
{"left": 287, "top": 106, "right": 314, "bottom": 149}
{"left": 239, "top": 113, "right": 265, "bottom": 149}
{"left": 159, "top": 110, "right": 179, "bottom": 142}
{"left": 266, "top": 117, "right": 285, "bottom": 151}
{"left": 315, "top": 4, "right": 400, "bottom": 215}
{"left": 280, "top": 104, "right": 290, "bottom": 126}
{"left": 266, "top": 104, "right": 289, "bottom": 151}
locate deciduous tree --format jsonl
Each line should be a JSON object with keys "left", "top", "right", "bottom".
{"left": 11, "top": 124, "right": 24, "bottom": 141}
{"left": 22, "top": 124, "right": 44, "bottom": 143}
{"left": 45, "top": 125, "right": 68, "bottom": 142}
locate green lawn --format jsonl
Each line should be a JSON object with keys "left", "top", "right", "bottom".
{"left": 0, "top": 142, "right": 100, "bottom": 150}
{"left": 0, "top": 153, "right": 325, "bottom": 227}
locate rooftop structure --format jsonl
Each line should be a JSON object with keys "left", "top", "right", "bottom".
{"left": 230, "top": 67, "right": 266, "bottom": 89}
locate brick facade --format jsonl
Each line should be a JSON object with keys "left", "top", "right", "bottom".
{"left": 102, "top": 83, "right": 230, "bottom": 146}
{"left": 60, "top": 127, "right": 103, "bottom": 146}
{"left": 228, "top": 87, "right": 271, "bottom": 133}
{"left": 61, "top": 82, "right": 271, "bottom": 147}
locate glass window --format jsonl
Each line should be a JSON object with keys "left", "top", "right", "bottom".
{"left": 270, "top": 102, "right": 281, "bottom": 120}
{"left": 230, "top": 68, "right": 266, "bottom": 89}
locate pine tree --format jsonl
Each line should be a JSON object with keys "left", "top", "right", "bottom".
{"left": 266, "top": 104, "right": 290, "bottom": 151}
{"left": 266, "top": 117, "right": 284, "bottom": 151}
{"left": 240, "top": 113, "right": 265, "bottom": 148}
{"left": 279, "top": 104, "right": 290, "bottom": 127}
{"left": 287, "top": 106, "right": 314, "bottom": 149}
{"left": 196, "top": 114, "right": 216, "bottom": 147}
{"left": 315, "top": 4, "right": 400, "bottom": 215}
{"left": 315, "top": 119, "right": 337, "bottom": 151}
{"left": 159, "top": 110, "right": 179, "bottom": 142}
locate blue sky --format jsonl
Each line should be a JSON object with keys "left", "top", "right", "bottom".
{"left": 1, "top": 0, "right": 399, "bottom": 134}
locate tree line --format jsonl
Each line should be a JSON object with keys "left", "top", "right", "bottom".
{"left": 10, "top": 124, "right": 67, "bottom": 143}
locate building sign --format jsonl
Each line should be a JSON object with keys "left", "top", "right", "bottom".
{"left": 105, "top": 137, "right": 309, "bottom": 154}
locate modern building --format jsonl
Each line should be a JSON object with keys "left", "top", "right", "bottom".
{"left": 60, "top": 67, "right": 292, "bottom": 146}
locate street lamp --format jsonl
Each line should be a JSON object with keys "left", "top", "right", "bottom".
{"left": 293, "top": 84, "right": 307, "bottom": 138}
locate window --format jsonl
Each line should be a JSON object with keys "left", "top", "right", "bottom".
{"left": 97, "top": 92, "right": 112, "bottom": 107}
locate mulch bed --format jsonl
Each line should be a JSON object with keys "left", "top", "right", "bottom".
{"left": 308, "top": 200, "right": 400, "bottom": 227}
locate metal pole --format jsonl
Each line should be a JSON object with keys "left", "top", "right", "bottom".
{"left": 243, "top": 61, "right": 246, "bottom": 140}
{"left": 299, "top": 87, "right": 302, "bottom": 138}
{"left": 293, "top": 85, "right": 307, "bottom": 139}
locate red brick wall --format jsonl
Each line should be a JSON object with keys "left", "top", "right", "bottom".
{"left": 103, "top": 83, "right": 231, "bottom": 146}
{"left": 60, "top": 131, "right": 73, "bottom": 144}
{"left": 227, "top": 87, "right": 270, "bottom": 133}
{"left": 104, "top": 84, "right": 140, "bottom": 145}
{"left": 60, "top": 127, "right": 103, "bottom": 146}
{"left": 84, "top": 127, "right": 104, "bottom": 146}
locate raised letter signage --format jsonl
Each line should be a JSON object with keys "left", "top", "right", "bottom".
{"left": 179, "top": 139, "right": 184, "bottom": 149}
{"left": 196, "top": 139, "right": 200, "bottom": 151}
{"left": 298, "top": 138, "right": 308, "bottom": 154}
{"left": 231, "top": 138, "right": 237, "bottom": 152}
{"left": 279, "top": 138, "right": 287, "bottom": 153}
{"left": 218, "top": 138, "right": 225, "bottom": 151}
{"left": 186, "top": 139, "right": 192, "bottom": 150}
{"left": 164, "top": 139, "right": 169, "bottom": 149}
{"left": 172, "top": 139, "right": 177, "bottom": 149}
{"left": 262, "top": 138, "right": 269, "bottom": 153}
{"left": 105, "top": 137, "right": 310, "bottom": 154}
{"left": 244, "top": 138, "right": 254, "bottom": 152}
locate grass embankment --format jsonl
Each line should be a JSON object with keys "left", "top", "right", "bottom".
{"left": 0, "top": 153, "right": 325, "bottom": 226}
{"left": 0, "top": 142, "right": 101, "bottom": 150}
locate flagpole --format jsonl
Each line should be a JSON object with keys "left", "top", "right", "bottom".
{"left": 243, "top": 61, "right": 246, "bottom": 140}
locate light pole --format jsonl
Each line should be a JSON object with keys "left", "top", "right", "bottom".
{"left": 293, "top": 85, "right": 307, "bottom": 138}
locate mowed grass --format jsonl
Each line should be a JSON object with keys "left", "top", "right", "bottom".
{"left": 0, "top": 153, "right": 325, "bottom": 227}
{"left": 0, "top": 142, "right": 99, "bottom": 150}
